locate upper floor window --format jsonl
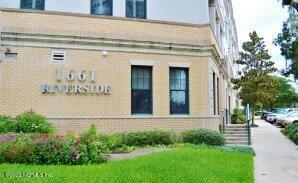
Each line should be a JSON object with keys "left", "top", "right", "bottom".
{"left": 21, "top": 0, "right": 45, "bottom": 10}
{"left": 126, "top": 0, "right": 146, "bottom": 19}
{"left": 91, "top": 0, "right": 113, "bottom": 16}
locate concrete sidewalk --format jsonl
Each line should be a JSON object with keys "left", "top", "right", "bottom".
{"left": 252, "top": 119, "right": 298, "bottom": 183}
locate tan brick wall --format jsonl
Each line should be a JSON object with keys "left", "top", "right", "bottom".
{"left": 0, "top": 9, "right": 224, "bottom": 134}
{"left": 0, "top": 46, "right": 221, "bottom": 134}
{"left": 0, "top": 9, "right": 214, "bottom": 46}
{"left": 51, "top": 117, "right": 221, "bottom": 135}
{"left": 0, "top": 47, "right": 212, "bottom": 116}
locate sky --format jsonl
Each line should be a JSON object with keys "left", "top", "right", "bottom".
{"left": 232, "top": 0, "right": 289, "bottom": 70}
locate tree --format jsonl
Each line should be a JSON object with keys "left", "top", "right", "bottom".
{"left": 266, "top": 77, "right": 298, "bottom": 108}
{"left": 275, "top": 2, "right": 298, "bottom": 80}
{"left": 274, "top": 21, "right": 298, "bottom": 79}
{"left": 232, "top": 31, "right": 279, "bottom": 125}
{"left": 279, "top": 0, "right": 298, "bottom": 11}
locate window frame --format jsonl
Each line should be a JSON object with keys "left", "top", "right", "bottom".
{"left": 217, "top": 76, "right": 220, "bottom": 115}
{"left": 90, "top": 0, "right": 113, "bottom": 16}
{"left": 131, "top": 66, "right": 153, "bottom": 115}
{"left": 213, "top": 72, "right": 216, "bottom": 115}
{"left": 169, "top": 67, "right": 189, "bottom": 115}
{"left": 20, "top": 0, "right": 45, "bottom": 10}
{"left": 126, "top": 0, "right": 147, "bottom": 19}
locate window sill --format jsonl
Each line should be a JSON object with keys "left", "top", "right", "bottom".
{"left": 131, "top": 114, "right": 153, "bottom": 118}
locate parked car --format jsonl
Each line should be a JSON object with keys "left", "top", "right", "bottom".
{"left": 261, "top": 109, "right": 280, "bottom": 120}
{"left": 276, "top": 112, "right": 298, "bottom": 127}
{"left": 266, "top": 108, "right": 298, "bottom": 124}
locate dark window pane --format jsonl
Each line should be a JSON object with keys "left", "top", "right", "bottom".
{"left": 170, "top": 79, "right": 180, "bottom": 90}
{"left": 126, "top": 0, "right": 146, "bottom": 19}
{"left": 170, "top": 68, "right": 189, "bottom": 114}
{"left": 132, "top": 67, "right": 138, "bottom": 79}
{"left": 181, "top": 70, "right": 186, "bottom": 80}
{"left": 137, "top": 68, "right": 144, "bottom": 78}
{"left": 171, "top": 91, "right": 186, "bottom": 105}
{"left": 136, "top": 0, "right": 145, "bottom": 18}
{"left": 171, "top": 91, "right": 188, "bottom": 114}
{"left": 126, "top": 0, "right": 133, "bottom": 17}
{"left": 21, "top": 0, "right": 44, "bottom": 10}
{"left": 144, "top": 69, "right": 150, "bottom": 79}
{"left": 143, "top": 79, "right": 150, "bottom": 89}
{"left": 91, "top": 0, "right": 113, "bottom": 15}
{"left": 132, "top": 78, "right": 138, "bottom": 89}
{"left": 132, "top": 90, "right": 151, "bottom": 114}
{"left": 181, "top": 80, "right": 187, "bottom": 90}
{"left": 175, "top": 70, "right": 180, "bottom": 79}
{"left": 137, "top": 79, "right": 144, "bottom": 89}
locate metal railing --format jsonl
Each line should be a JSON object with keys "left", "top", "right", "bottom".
{"left": 246, "top": 118, "right": 251, "bottom": 145}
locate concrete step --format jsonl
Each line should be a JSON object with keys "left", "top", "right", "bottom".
{"left": 225, "top": 127, "right": 247, "bottom": 130}
{"left": 227, "top": 142, "right": 250, "bottom": 145}
{"left": 224, "top": 129, "right": 247, "bottom": 133}
{"left": 223, "top": 132, "right": 248, "bottom": 135}
{"left": 224, "top": 134, "right": 249, "bottom": 138}
{"left": 226, "top": 125, "right": 247, "bottom": 128}
{"left": 225, "top": 137, "right": 249, "bottom": 141}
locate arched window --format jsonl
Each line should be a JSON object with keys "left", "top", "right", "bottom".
{"left": 21, "top": 0, "right": 45, "bottom": 10}
{"left": 91, "top": 0, "right": 113, "bottom": 16}
{"left": 126, "top": 0, "right": 146, "bottom": 19}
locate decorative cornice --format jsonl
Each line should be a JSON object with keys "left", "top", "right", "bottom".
{"left": 1, "top": 32, "right": 218, "bottom": 56}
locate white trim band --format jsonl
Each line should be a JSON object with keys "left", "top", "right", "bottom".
{"left": 129, "top": 60, "right": 155, "bottom": 66}
{"left": 168, "top": 62, "right": 192, "bottom": 68}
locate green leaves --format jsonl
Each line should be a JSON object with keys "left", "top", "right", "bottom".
{"left": 232, "top": 31, "right": 279, "bottom": 114}
{"left": 273, "top": 9, "right": 298, "bottom": 79}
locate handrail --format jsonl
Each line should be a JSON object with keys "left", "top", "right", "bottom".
{"left": 246, "top": 118, "right": 251, "bottom": 145}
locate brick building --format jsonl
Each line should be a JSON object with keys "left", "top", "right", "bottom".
{"left": 0, "top": 0, "right": 239, "bottom": 134}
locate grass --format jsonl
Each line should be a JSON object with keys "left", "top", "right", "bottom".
{"left": 0, "top": 146, "right": 253, "bottom": 183}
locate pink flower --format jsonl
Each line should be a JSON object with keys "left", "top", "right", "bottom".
{"left": 70, "top": 146, "right": 77, "bottom": 152}
{"left": 0, "top": 134, "right": 14, "bottom": 143}
{"left": 76, "top": 153, "right": 81, "bottom": 159}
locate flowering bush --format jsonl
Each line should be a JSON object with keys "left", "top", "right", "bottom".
{"left": 0, "top": 116, "right": 17, "bottom": 133}
{"left": 16, "top": 111, "right": 53, "bottom": 134}
{"left": 0, "top": 126, "right": 107, "bottom": 165}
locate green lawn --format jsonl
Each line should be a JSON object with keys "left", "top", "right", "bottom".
{"left": 0, "top": 146, "right": 253, "bottom": 183}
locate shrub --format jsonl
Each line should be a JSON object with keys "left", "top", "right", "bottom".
{"left": 0, "top": 116, "right": 17, "bottom": 133}
{"left": 182, "top": 129, "right": 225, "bottom": 146}
{"left": 0, "top": 126, "right": 107, "bottom": 165}
{"left": 231, "top": 108, "right": 247, "bottom": 124}
{"left": 16, "top": 111, "right": 53, "bottom": 134}
{"left": 282, "top": 124, "right": 298, "bottom": 145}
{"left": 122, "top": 130, "right": 176, "bottom": 147}
{"left": 98, "top": 133, "right": 127, "bottom": 153}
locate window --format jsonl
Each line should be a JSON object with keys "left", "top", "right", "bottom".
{"left": 217, "top": 77, "right": 220, "bottom": 115}
{"left": 228, "top": 96, "right": 231, "bottom": 112}
{"left": 131, "top": 66, "right": 152, "bottom": 114}
{"left": 21, "top": 0, "right": 45, "bottom": 10}
{"left": 170, "top": 68, "right": 189, "bottom": 114}
{"left": 126, "top": 0, "right": 146, "bottom": 19}
{"left": 213, "top": 72, "right": 216, "bottom": 115}
{"left": 91, "top": 0, "right": 113, "bottom": 16}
